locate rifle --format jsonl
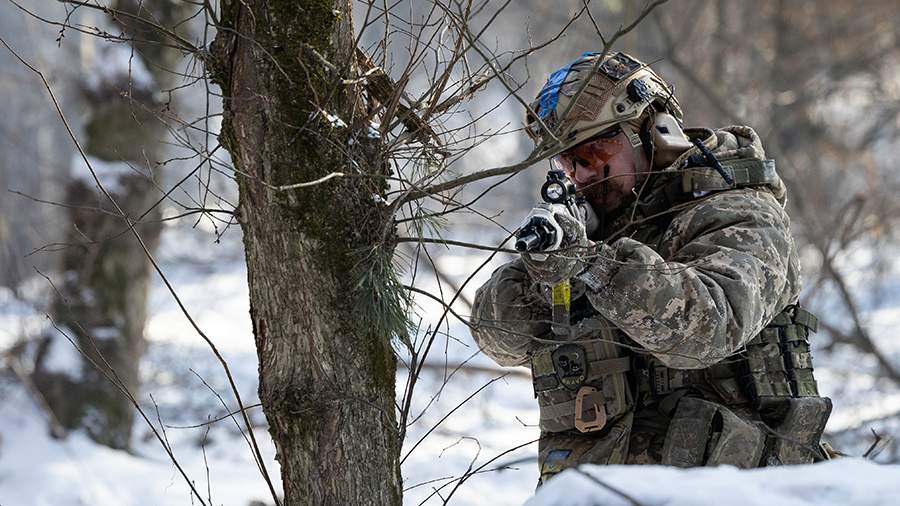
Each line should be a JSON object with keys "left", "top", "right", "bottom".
{"left": 515, "top": 170, "right": 598, "bottom": 337}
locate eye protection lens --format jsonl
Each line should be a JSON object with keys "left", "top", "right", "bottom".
{"left": 550, "top": 128, "right": 629, "bottom": 177}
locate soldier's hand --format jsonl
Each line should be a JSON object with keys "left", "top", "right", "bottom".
{"left": 554, "top": 209, "right": 589, "bottom": 247}
{"left": 522, "top": 208, "right": 594, "bottom": 285}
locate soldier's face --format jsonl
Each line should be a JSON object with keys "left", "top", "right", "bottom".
{"left": 552, "top": 129, "right": 648, "bottom": 214}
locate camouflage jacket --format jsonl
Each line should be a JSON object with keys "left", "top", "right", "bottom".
{"left": 471, "top": 126, "right": 801, "bottom": 370}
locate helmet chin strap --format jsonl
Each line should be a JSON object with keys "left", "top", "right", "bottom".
{"left": 618, "top": 120, "right": 652, "bottom": 196}
{"left": 620, "top": 122, "right": 645, "bottom": 162}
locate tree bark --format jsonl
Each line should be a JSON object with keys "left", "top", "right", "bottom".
{"left": 211, "top": 1, "right": 402, "bottom": 504}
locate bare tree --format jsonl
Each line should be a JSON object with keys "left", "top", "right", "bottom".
{"left": 204, "top": 0, "right": 673, "bottom": 501}
{"left": 25, "top": 0, "right": 194, "bottom": 449}
{"left": 208, "top": 1, "right": 407, "bottom": 503}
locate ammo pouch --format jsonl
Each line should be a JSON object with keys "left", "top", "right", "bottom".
{"left": 530, "top": 317, "right": 633, "bottom": 433}
{"left": 661, "top": 396, "right": 833, "bottom": 468}
{"left": 736, "top": 305, "right": 831, "bottom": 464}
{"left": 739, "top": 305, "right": 821, "bottom": 404}
{"left": 662, "top": 397, "right": 765, "bottom": 468}
{"left": 763, "top": 396, "right": 833, "bottom": 465}
{"left": 654, "top": 305, "right": 831, "bottom": 466}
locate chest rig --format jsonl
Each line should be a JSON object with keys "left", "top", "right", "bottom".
{"left": 530, "top": 302, "right": 826, "bottom": 438}
{"left": 635, "top": 304, "right": 831, "bottom": 465}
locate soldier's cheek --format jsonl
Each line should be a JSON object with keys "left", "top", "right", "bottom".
{"left": 606, "top": 150, "right": 638, "bottom": 191}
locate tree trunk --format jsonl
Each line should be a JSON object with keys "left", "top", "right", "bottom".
{"left": 33, "top": 168, "right": 163, "bottom": 449}
{"left": 211, "top": 1, "right": 402, "bottom": 504}
{"left": 32, "top": 0, "right": 187, "bottom": 450}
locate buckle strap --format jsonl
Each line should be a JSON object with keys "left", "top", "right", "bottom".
{"left": 635, "top": 360, "right": 709, "bottom": 397}
{"left": 589, "top": 356, "right": 631, "bottom": 376}
{"left": 540, "top": 392, "right": 601, "bottom": 421}
{"left": 683, "top": 159, "right": 777, "bottom": 193}
{"left": 652, "top": 366, "right": 707, "bottom": 396}
{"left": 792, "top": 307, "right": 818, "bottom": 333}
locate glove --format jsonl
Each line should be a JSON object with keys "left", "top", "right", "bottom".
{"left": 521, "top": 206, "right": 594, "bottom": 285}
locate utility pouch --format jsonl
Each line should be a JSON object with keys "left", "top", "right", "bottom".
{"left": 662, "top": 397, "right": 765, "bottom": 468}
{"left": 531, "top": 316, "right": 633, "bottom": 433}
{"left": 763, "top": 397, "right": 833, "bottom": 465}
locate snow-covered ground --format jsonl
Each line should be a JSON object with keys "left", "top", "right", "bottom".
{"left": 529, "top": 459, "right": 900, "bottom": 506}
{"left": 0, "top": 382, "right": 278, "bottom": 506}
{"left": 2, "top": 218, "right": 900, "bottom": 505}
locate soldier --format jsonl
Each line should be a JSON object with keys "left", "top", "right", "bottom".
{"left": 470, "top": 52, "right": 832, "bottom": 483}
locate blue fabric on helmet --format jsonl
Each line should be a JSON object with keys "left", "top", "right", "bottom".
{"left": 537, "top": 64, "right": 572, "bottom": 120}
{"left": 536, "top": 52, "right": 599, "bottom": 120}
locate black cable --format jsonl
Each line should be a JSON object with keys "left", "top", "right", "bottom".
{"left": 691, "top": 137, "right": 734, "bottom": 185}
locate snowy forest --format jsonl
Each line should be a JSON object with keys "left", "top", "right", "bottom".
{"left": 1, "top": 0, "right": 900, "bottom": 505}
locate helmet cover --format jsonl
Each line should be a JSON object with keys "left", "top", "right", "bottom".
{"left": 526, "top": 51, "right": 682, "bottom": 158}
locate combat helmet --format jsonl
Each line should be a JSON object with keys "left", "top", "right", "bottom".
{"left": 525, "top": 51, "right": 683, "bottom": 162}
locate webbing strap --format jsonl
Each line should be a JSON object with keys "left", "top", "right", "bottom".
{"left": 770, "top": 312, "right": 793, "bottom": 326}
{"left": 588, "top": 356, "right": 631, "bottom": 376}
{"left": 793, "top": 308, "right": 819, "bottom": 333}
{"left": 636, "top": 158, "right": 777, "bottom": 219}
{"left": 538, "top": 357, "right": 631, "bottom": 421}
{"left": 683, "top": 159, "right": 777, "bottom": 193}
{"left": 540, "top": 390, "right": 605, "bottom": 421}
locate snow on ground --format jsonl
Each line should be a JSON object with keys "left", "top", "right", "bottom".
{"left": 145, "top": 257, "right": 254, "bottom": 354}
{"left": 398, "top": 363, "right": 540, "bottom": 505}
{"left": 528, "top": 459, "right": 900, "bottom": 506}
{"left": 0, "top": 381, "right": 279, "bottom": 506}
{"left": 0, "top": 234, "right": 539, "bottom": 505}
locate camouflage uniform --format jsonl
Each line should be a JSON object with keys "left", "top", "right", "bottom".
{"left": 471, "top": 126, "right": 830, "bottom": 481}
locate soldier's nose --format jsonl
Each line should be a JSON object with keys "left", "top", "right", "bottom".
{"left": 574, "top": 163, "right": 610, "bottom": 185}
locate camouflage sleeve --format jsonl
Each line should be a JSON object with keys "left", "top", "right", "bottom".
{"left": 577, "top": 187, "right": 801, "bottom": 369}
{"left": 470, "top": 257, "right": 551, "bottom": 367}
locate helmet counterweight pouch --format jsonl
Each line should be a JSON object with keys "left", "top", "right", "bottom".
{"left": 650, "top": 112, "right": 693, "bottom": 169}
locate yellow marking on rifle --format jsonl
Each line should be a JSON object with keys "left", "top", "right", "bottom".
{"left": 552, "top": 280, "right": 571, "bottom": 311}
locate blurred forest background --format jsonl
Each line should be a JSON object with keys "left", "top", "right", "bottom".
{"left": 1, "top": 0, "right": 899, "bottom": 504}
